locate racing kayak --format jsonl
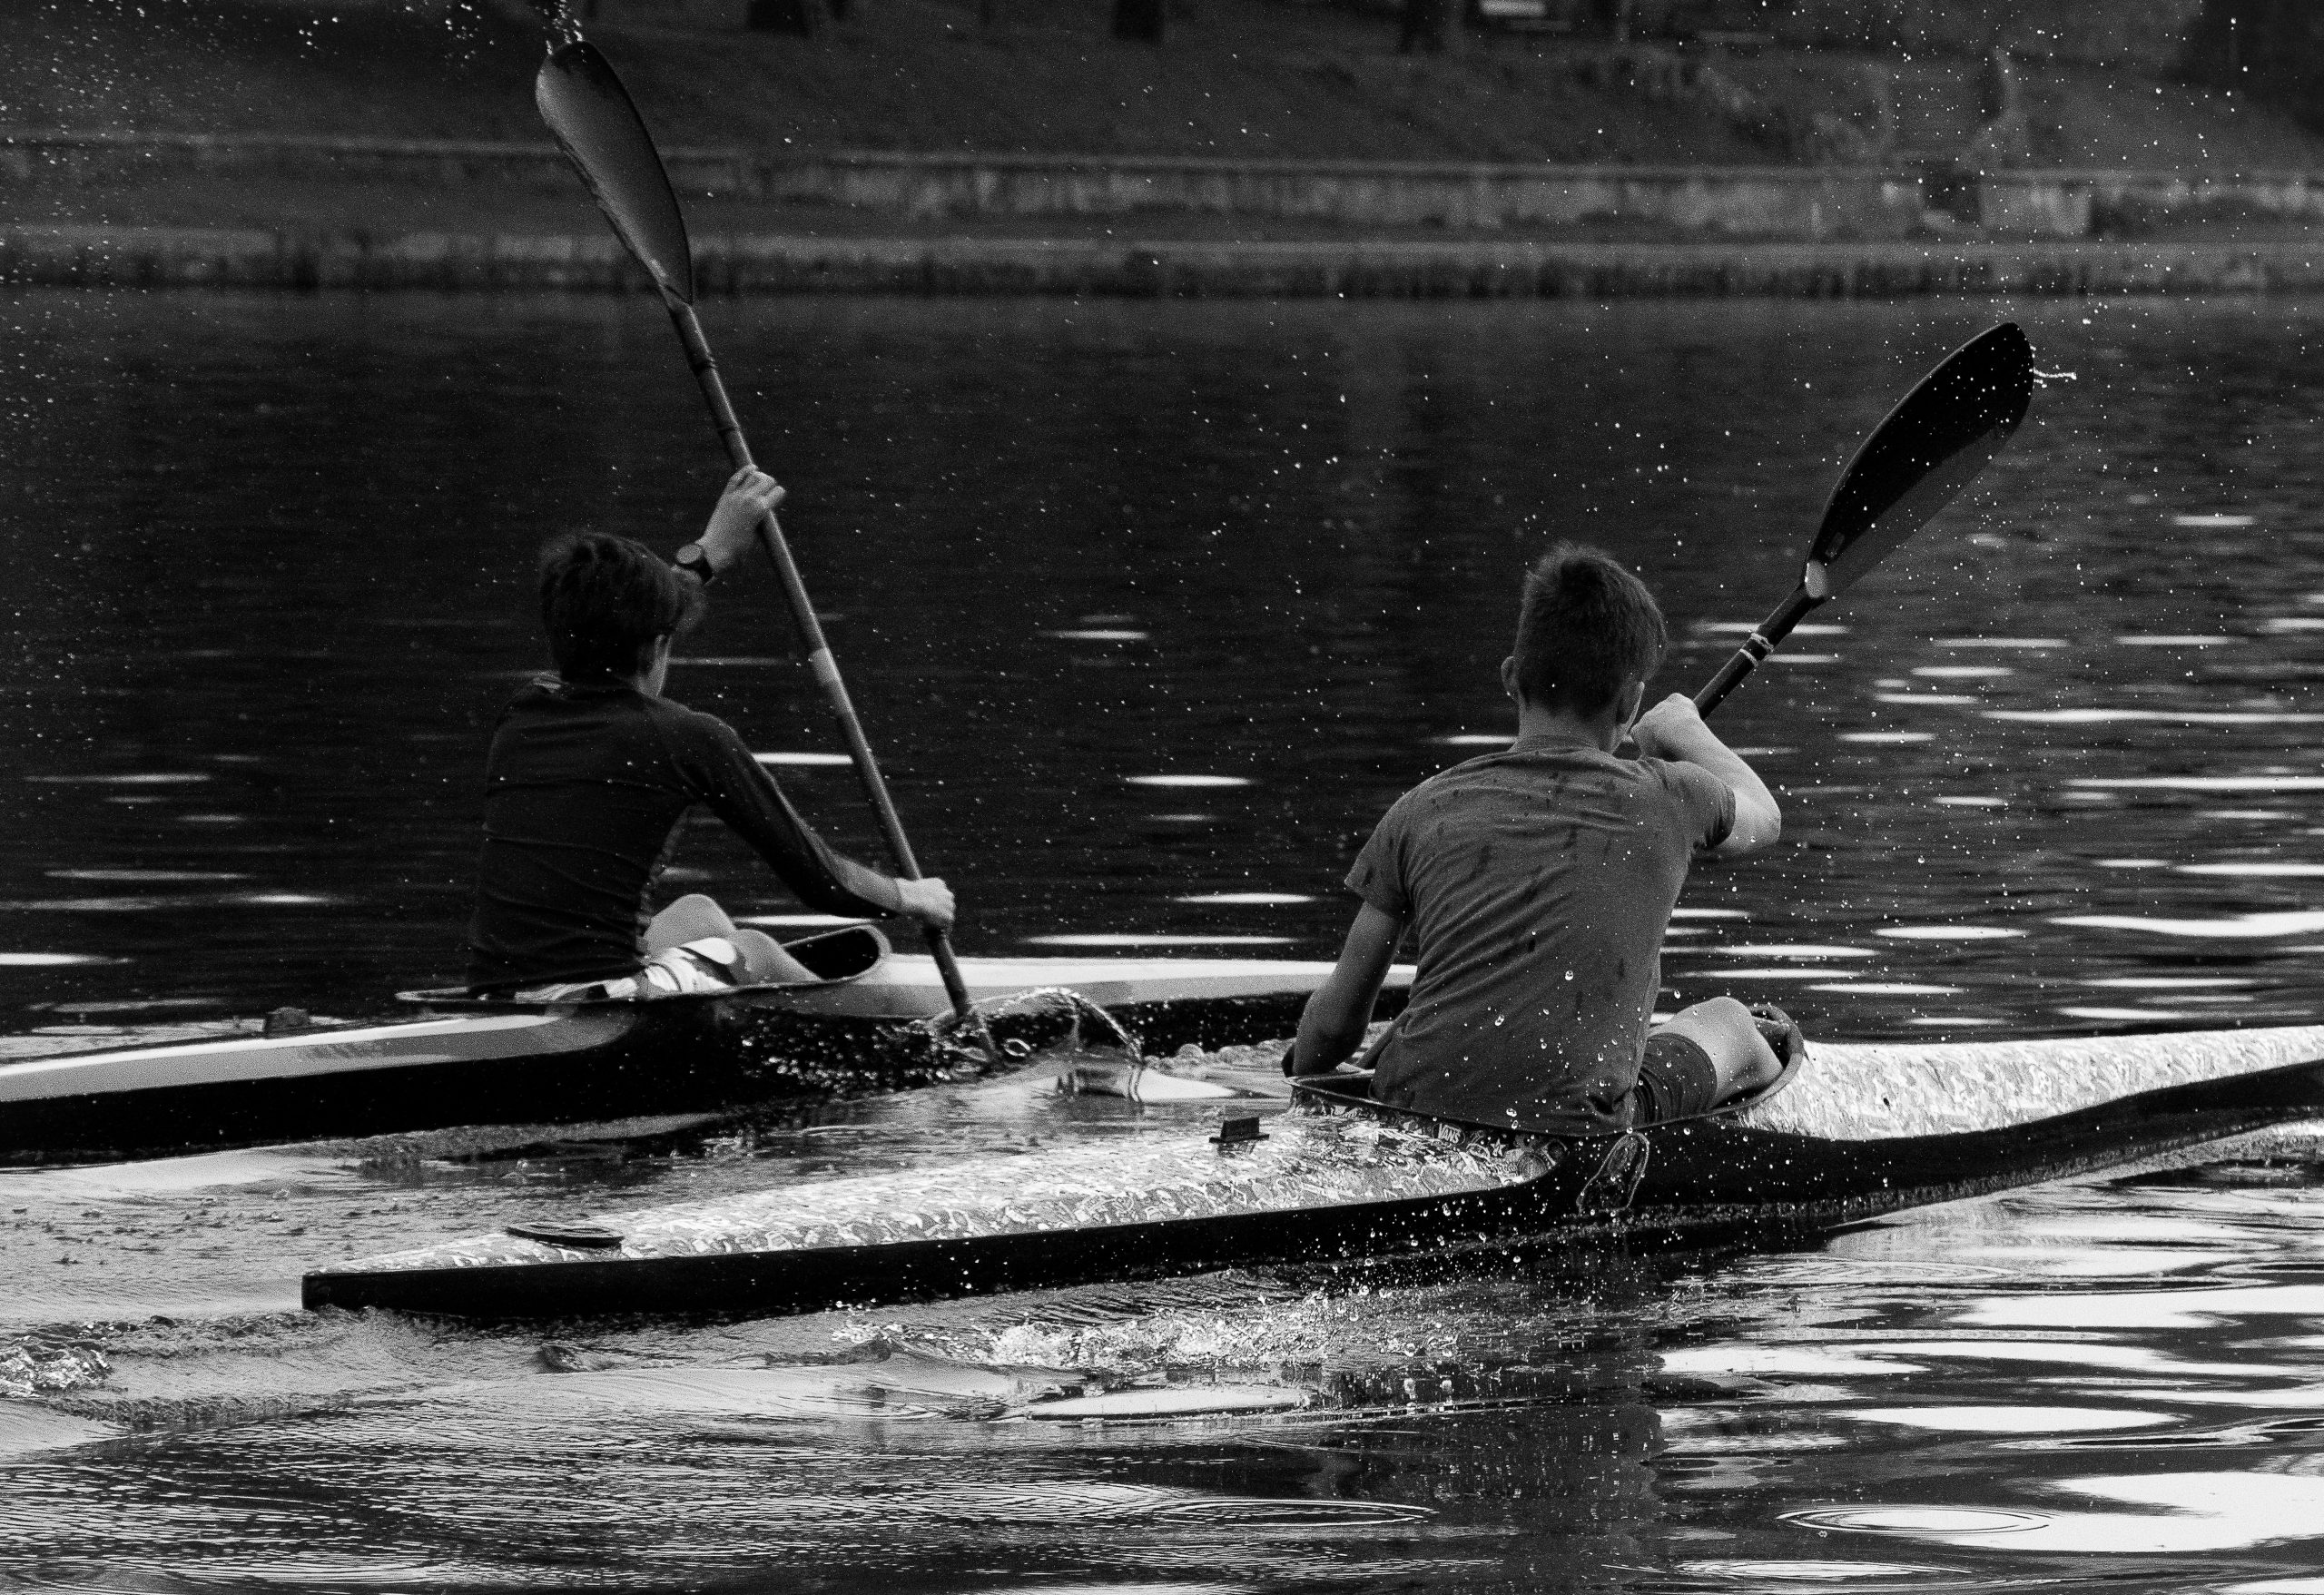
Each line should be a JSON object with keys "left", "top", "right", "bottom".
{"left": 0, "top": 926, "right": 1411, "bottom": 1165}
{"left": 304, "top": 1024, "right": 2324, "bottom": 1320}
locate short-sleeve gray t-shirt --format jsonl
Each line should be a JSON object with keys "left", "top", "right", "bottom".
{"left": 1348, "top": 736, "right": 1735, "bottom": 1136}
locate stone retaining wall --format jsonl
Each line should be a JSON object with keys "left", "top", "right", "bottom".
{"left": 1, "top": 131, "right": 1927, "bottom": 237}
{"left": 6, "top": 225, "right": 2317, "bottom": 297}
{"left": 13, "top": 131, "right": 2324, "bottom": 245}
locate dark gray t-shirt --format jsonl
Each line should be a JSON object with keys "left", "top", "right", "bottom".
{"left": 1348, "top": 737, "right": 1735, "bottom": 1136}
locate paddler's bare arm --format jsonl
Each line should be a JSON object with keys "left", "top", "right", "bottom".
{"left": 1632, "top": 693, "right": 1782, "bottom": 859}
{"left": 1285, "top": 902, "right": 1404, "bottom": 1076}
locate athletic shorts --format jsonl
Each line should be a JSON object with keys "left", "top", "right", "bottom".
{"left": 1630, "top": 1030, "right": 1719, "bottom": 1126}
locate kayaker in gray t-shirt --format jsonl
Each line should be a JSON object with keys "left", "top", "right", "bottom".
{"left": 1286, "top": 543, "right": 1786, "bottom": 1136}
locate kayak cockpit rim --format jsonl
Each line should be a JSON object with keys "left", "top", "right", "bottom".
{"left": 1290, "top": 1041, "right": 1806, "bottom": 1147}
{"left": 396, "top": 923, "right": 891, "bottom": 1012}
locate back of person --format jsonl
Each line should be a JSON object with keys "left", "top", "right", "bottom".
{"left": 468, "top": 677, "right": 741, "bottom": 989}
{"left": 1286, "top": 541, "right": 1785, "bottom": 1133}
{"left": 1354, "top": 741, "right": 1731, "bottom": 1134}
{"left": 461, "top": 470, "right": 949, "bottom": 996}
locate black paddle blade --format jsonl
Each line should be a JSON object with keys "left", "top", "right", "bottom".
{"left": 1811, "top": 321, "right": 2034, "bottom": 596}
{"left": 536, "top": 41, "right": 694, "bottom": 304}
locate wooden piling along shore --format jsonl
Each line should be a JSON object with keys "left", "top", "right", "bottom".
{"left": 5, "top": 224, "right": 2319, "bottom": 297}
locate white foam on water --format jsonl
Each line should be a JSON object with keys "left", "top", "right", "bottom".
{"left": 669, "top": 656, "right": 790, "bottom": 666}
{"left": 2172, "top": 512, "right": 2257, "bottom": 527}
{"left": 1988, "top": 709, "right": 2324, "bottom": 725}
{"left": 1698, "top": 969, "right": 1857, "bottom": 980}
{"left": 0, "top": 953, "right": 113, "bottom": 967}
{"left": 753, "top": 752, "right": 853, "bottom": 766}
{"left": 1125, "top": 775, "right": 1252, "bottom": 788}
{"left": 2181, "top": 862, "right": 2324, "bottom": 877}
{"left": 2114, "top": 635, "right": 2240, "bottom": 646}
{"left": 1709, "top": 945, "right": 1876, "bottom": 959}
{"left": 2204, "top": 810, "right": 2302, "bottom": 822}
{"left": 1660, "top": 1345, "right": 1910, "bottom": 1376}
{"left": 1876, "top": 694, "right": 1978, "bottom": 706}
{"left": 1914, "top": 665, "right": 2014, "bottom": 678}
{"left": 735, "top": 914, "right": 864, "bottom": 928}
{"left": 1173, "top": 892, "right": 1315, "bottom": 905}
{"left": 46, "top": 869, "right": 246, "bottom": 882}
{"left": 1670, "top": 908, "right": 1747, "bottom": 919}
{"left": 2055, "top": 910, "right": 2324, "bottom": 939}
{"left": 1935, "top": 637, "right": 2065, "bottom": 648}
{"left": 2057, "top": 1006, "right": 2198, "bottom": 1022}
{"left": 1905, "top": 1016, "right": 2004, "bottom": 1027}
{"left": 1731, "top": 747, "right": 1796, "bottom": 757}
{"left": 1822, "top": 983, "right": 1963, "bottom": 995}
{"left": 25, "top": 773, "right": 210, "bottom": 785}
{"left": 1773, "top": 655, "right": 1843, "bottom": 665}
{"left": 1044, "top": 629, "right": 1148, "bottom": 642}
{"left": 2096, "top": 858, "right": 2170, "bottom": 869}
{"left": 1024, "top": 934, "right": 1295, "bottom": 947}
{"left": 1933, "top": 796, "right": 2007, "bottom": 807}
{"left": 1840, "top": 1406, "right": 2173, "bottom": 1434}
{"left": 2262, "top": 618, "right": 2324, "bottom": 634}
{"left": 1841, "top": 732, "right": 1934, "bottom": 743}
{"left": 2082, "top": 977, "right": 2255, "bottom": 989}
{"left": 1672, "top": 1561, "right": 1964, "bottom": 1584}
{"left": 237, "top": 893, "right": 332, "bottom": 907}
{"left": 1784, "top": 1505, "right": 2047, "bottom": 1538}
{"left": 2072, "top": 776, "right": 2324, "bottom": 792}
{"left": 1876, "top": 926, "right": 2023, "bottom": 940}
{"left": 1436, "top": 734, "right": 1505, "bottom": 746}
{"left": 178, "top": 815, "right": 245, "bottom": 824}
{"left": 1147, "top": 813, "right": 1216, "bottom": 823}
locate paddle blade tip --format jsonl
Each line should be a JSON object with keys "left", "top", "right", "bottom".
{"left": 535, "top": 40, "right": 695, "bottom": 304}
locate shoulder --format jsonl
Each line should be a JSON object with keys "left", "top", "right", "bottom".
{"left": 643, "top": 694, "right": 741, "bottom": 744}
{"left": 1631, "top": 753, "right": 1738, "bottom": 832}
{"left": 1374, "top": 764, "right": 1478, "bottom": 828}
{"left": 1632, "top": 754, "right": 1728, "bottom": 799}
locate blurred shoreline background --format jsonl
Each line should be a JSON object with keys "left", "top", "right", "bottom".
{"left": 12, "top": 0, "right": 2324, "bottom": 292}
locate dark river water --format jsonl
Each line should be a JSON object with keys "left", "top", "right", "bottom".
{"left": 6, "top": 290, "right": 2324, "bottom": 1590}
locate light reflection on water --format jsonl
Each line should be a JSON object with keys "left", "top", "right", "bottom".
{"left": 6, "top": 293, "right": 2324, "bottom": 1586}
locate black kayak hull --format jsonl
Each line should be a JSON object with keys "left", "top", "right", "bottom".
{"left": 302, "top": 1040, "right": 2324, "bottom": 1322}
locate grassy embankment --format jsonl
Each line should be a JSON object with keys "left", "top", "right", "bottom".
{"left": 11, "top": 0, "right": 2324, "bottom": 242}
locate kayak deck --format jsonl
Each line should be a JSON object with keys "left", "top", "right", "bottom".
{"left": 302, "top": 1024, "right": 2324, "bottom": 1321}
{"left": 328, "top": 1111, "right": 1541, "bottom": 1276}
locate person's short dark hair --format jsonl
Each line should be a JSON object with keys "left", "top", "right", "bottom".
{"left": 1511, "top": 543, "right": 1667, "bottom": 715}
{"left": 537, "top": 532, "right": 705, "bottom": 681}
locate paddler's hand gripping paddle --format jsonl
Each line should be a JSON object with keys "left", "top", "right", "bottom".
{"left": 1691, "top": 321, "right": 2035, "bottom": 718}
{"left": 535, "top": 38, "right": 1000, "bottom": 1063}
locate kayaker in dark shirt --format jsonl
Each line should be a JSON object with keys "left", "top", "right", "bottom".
{"left": 465, "top": 468, "right": 952, "bottom": 995}
{"left": 1286, "top": 543, "right": 1787, "bottom": 1134}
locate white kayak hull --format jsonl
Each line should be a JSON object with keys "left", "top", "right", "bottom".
{"left": 0, "top": 946, "right": 1410, "bottom": 1165}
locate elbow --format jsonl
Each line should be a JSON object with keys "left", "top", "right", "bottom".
{"left": 1715, "top": 800, "right": 1782, "bottom": 860}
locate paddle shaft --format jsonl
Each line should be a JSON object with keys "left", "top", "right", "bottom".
{"left": 667, "top": 301, "right": 987, "bottom": 1035}
{"left": 1690, "top": 574, "right": 1826, "bottom": 719}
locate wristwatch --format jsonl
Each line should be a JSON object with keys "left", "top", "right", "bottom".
{"left": 672, "top": 542, "right": 717, "bottom": 586}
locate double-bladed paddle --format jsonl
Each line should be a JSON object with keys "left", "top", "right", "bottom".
{"left": 1692, "top": 320, "right": 2035, "bottom": 716}
{"left": 535, "top": 39, "right": 996, "bottom": 1057}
